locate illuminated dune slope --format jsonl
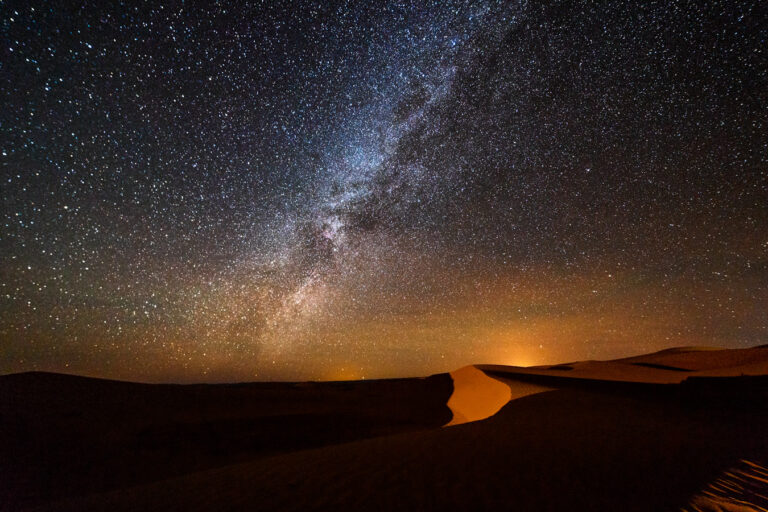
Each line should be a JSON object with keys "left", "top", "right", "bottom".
{"left": 445, "top": 366, "right": 551, "bottom": 426}
{"left": 479, "top": 346, "right": 768, "bottom": 385}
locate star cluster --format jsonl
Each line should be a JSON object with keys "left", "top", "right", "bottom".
{"left": 1, "top": 0, "right": 766, "bottom": 381}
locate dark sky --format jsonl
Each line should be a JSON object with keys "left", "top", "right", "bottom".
{"left": 1, "top": 0, "right": 766, "bottom": 382}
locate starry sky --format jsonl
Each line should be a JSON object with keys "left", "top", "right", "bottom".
{"left": 1, "top": 0, "right": 766, "bottom": 382}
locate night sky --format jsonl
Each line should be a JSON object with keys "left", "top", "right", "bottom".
{"left": 2, "top": 1, "right": 766, "bottom": 382}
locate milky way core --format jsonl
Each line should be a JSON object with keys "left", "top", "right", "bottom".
{"left": 1, "top": 1, "right": 766, "bottom": 381}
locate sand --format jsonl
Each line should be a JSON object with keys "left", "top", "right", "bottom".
{"left": 681, "top": 459, "right": 768, "bottom": 512}
{"left": 2, "top": 345, "right": 768, "bottom": 511}
{"left": 0, "top": 373, "right": 452, "bottom": 510}
{"left": 478, "top": 346, "right": 768, "bottom": 385}
{"left": 446, "top": 365, "right": 551, "bottom": 426}
{"left": 36, "top": 385, "right": 768, "bottom": 512}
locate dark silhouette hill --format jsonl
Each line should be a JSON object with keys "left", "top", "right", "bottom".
{"left": 0, "top": 372, "right": 451, "bottom": 509}
{"left": 3, "top": 345, "right": 768, "bottom": 511}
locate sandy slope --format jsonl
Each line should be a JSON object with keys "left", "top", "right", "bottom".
{"left": 445, "top": 366, "right": 552, "bottom": 426}
{"left": 0, "top": 373, "right": 452, "bottom": 510}
{"left": 479, "top": 346, "right": 768, "bottom": 385}
{"left": 619, "top": 346, "right": 768, "bottom": 372}
{"left": 681, "top": 459, "right": 768, "bottom": 512}
{"left": 39, "top": 385, "right": 768, "bottom": 512}
{"left": 450, "top": 347, "right": 768, "bottom": 429}
{"left": 4, "top": 344, "right": 768, "bottom": 511}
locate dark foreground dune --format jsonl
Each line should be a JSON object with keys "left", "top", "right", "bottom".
{"left": 2, "top": 346, "right": 768, "bottom": 511}
{"left": 0, "top": 372, "right": 452, "bottom": 510}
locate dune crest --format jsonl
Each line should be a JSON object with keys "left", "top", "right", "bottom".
{"left": 446, "top": 366, "right": 510, "bottom": 426}
{"left": 445, "top": 366, "right": 552, "bottom": 426}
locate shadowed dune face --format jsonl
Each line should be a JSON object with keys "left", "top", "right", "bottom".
{"left": 3, "top": 345, "right": 768, "bottom": 511}
{"left": 445, "top": 366, "right": 551, "bottom": 426}
{"left": 0, "top": 372, "right": 452, "bottom": 509}
{"left": 41, "top": 386, "right": 768, "bottom": 512}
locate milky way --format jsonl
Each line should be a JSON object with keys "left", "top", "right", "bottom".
{"left": 2, "top": 1, "right": 767, "bottom": 382}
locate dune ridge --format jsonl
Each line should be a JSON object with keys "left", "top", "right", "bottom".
{"left": 445, "top": 366, "right": 554, "bottom": 426}
{"left": 477, "top": 345, "right": 768, "bottom": 385}
{"left": 3, "top": 344, "right": 768, "bottom": 511}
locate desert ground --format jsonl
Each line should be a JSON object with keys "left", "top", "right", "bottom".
{"left": 2, "top": 345, "right": 768, "bottom": 511}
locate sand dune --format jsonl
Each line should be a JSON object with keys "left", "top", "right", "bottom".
{"left": 36, "top": 382, "right": 768, "bottom": 512}
{"left": 445, "top": 365, "right": 553, "bottom": 426}
{"left": 619, "top": 346, "right": 768, "bottom": 372}
{"left": 446, "top": 366, "right": 510, "bottom": 425}
{"left": 478, "top": 346, "right": 768, "bottom": 385}
{"left": 3, "top": 344, "right": 768, "bottom": 511}
{"left": 0, "top": 373, "right": 452, "bottom": 510}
